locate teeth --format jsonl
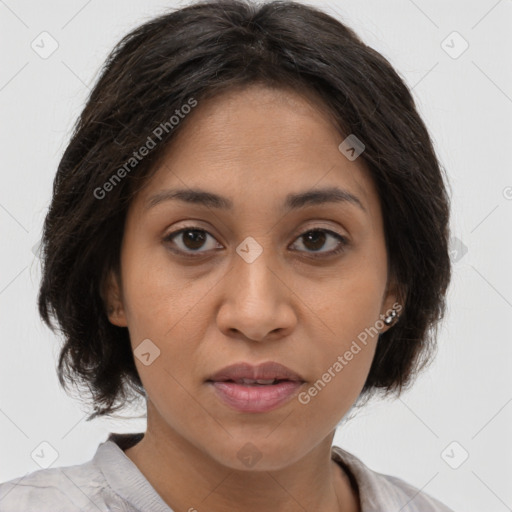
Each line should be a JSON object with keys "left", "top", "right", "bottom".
{"left": 237, "top": 378, "right": 277, "bottom": 385}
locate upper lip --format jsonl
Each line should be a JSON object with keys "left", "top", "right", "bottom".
{"left": 207, "top": 361, "right": 305, "bottom": 382}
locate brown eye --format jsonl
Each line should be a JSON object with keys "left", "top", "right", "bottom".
{"left": 290, "top": 229, "right": 347, "bottom": 257}
{"left": 180, "top": 229, "right": 207, "bottom": 250}
{"left": 163, "top": 227, "right": 221, "bottom": 255}
{"left": 302, "top": 230, "right": 327, "bottom": 251}
{"left": 163, "top": 226, "right": 347, "bottom": 259}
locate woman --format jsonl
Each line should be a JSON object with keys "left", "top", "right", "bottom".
{"left": 0, "top": 0, "right": 454, "bottom": 510}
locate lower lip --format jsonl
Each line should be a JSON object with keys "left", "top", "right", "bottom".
{"left": 208, "top": 380, "right": 304, "bottom": 413}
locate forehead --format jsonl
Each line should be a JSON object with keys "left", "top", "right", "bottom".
{"left": 135, "top": 84, "right": 380, "bottom": 220}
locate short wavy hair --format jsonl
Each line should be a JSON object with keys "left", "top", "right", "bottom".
{"left": 38, "top": 0, "right": 452, "bottom": 421}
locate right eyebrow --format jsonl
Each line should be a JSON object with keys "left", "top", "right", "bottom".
{"left": 144, "top": 188, "right": 233, "bottom": 212}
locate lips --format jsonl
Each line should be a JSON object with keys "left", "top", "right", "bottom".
{"left": 206, "top": 361, "right": 305, "bottom": 413}
{"left": 222, "top": 378, "right": 282, "bottom": 385}
{"left": 209, "top": 380, "right": 303, "bottom": 412}
{"left": 207, "top": 361, "right": 304, "bottom": 384}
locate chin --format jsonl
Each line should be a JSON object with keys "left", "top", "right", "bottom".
{"left": 206, "top": 435, "right": 307, "bottom": 472}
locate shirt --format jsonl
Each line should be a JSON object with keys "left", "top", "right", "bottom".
{"left": 0, "top": 432, "right": 455, "bottom": 511}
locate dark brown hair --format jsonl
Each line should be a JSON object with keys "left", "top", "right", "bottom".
{"left": 38, "top": 0, "right": 452, "bottom": 420}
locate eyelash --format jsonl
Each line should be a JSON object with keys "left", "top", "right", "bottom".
{"left": 162, "top": 226, "right": 348, "bottom": 259}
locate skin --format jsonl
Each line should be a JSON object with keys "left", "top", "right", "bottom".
{"left": 105, "top": 83, "right": 400, "bottom": 512}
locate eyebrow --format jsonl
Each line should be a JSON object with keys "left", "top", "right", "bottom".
{"left": 144, "top": 186, "right": 366, "bottom": 214}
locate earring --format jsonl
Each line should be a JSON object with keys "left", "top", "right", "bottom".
{"left": 383, "top": 307, "right": 400, "bottom": 326}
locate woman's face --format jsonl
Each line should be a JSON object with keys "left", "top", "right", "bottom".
{"left": 107, "top": 84, "right": 398, "bottom": 470}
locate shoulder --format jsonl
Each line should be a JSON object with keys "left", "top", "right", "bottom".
{"left": 0, "top": 458, "right": 120, "bottom": 512}
{"left": 376, "top": 472, "right": 455, "bottom": 511}
{"left": 331, "top": 445, "right": 455, "bottom": 512}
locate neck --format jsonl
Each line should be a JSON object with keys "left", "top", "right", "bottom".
{"left": 124, "top": 403, "right": 360, "bottom": 512}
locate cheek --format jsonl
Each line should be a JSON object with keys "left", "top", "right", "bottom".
{"left": 295, "top": 260, "right": 384, "bottom": 409}
{"left": 298, "top": 257, "right": 385, "bottom": 339}
{"left": 120, "top": 252, "right": 212, "bottom": 386}
{"left": 297, "top": 321, "right": 378, "bottom": 430}
{"left": 120, "top": 244, "right": 188, "bottom": 332}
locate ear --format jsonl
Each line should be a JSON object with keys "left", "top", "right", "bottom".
{"left": 101, "top": 269, "right": 128, "bottom": 327}
{"left": 379, "top": 275, "right": 406, "bottom": 334}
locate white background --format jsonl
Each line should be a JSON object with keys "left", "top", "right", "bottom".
{"left": 1, "top": 1, "right": 511, "bottom": 510}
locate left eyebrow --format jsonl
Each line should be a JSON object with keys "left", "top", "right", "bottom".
{"left": 143, "top": 186, "right": 366, "bottom": 214}
{"left": 284, "top": 186, "right": 366, "bottom": 214}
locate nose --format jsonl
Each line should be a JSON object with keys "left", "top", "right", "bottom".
{"left": 216, "top": 246, "right": 297, "bottom": 342}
